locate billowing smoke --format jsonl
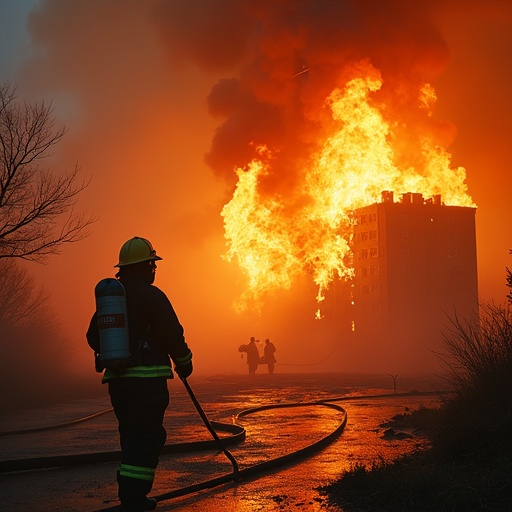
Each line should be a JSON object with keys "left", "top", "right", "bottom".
{"left": 4, "top": 0, "right": 509, "bottom": 382}
{"left": 152, "top": 0, "right": 452, "bottom": 189}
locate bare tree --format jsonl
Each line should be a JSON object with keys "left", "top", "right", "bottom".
{"left": 0, "top": 82, "right": 94, "bottom": 262}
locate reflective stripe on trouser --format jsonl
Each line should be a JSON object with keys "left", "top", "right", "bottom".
{"left": 117, "top": 467, "right": 153, "bottom": 506}
{"left": 119, "top": 463, "right": 155, "bottom": 481}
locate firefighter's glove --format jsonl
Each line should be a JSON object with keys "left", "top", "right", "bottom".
{"left": 175, "top": 361, "right": 193, "bottom": 379}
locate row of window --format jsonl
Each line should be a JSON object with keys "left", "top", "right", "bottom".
{"left": 398, "top": 231, "right": 461, "bottom": 240}
{"left": 358, "top": 213, "right": 378, "bottom": 224}
{"left": 360, "top": 265, "right": 379, "bottom": 277}
{"left": 357, "top": 230, "right": 378, "bottom": 242}
{"left": 399, "top": 213, "right": 463, "bottom": 224}
{"left": 361, "top": 283, "right": 380, "bottom": 295}
{"left": 359, "top": 247, "right": 462, "bottom": 259}
{"left": 358, "top": 212, "right": 465, "bottom": 225}
{"left": 360, "top": 230, "right": 463, "bottom": 242}
{"left": 359, "top": 247, "right": 379, "bottom": 259}
{"left": 357, "top": 263, "right": 464, "bottom": 281}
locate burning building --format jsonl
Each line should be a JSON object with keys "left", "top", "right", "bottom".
{"left": 219, "top": 65, "right": 479, "bottom": 374}
{"left": 209, "top": 5, "right": 480, "bottom": 375}
{"left": 349, "top": 191, "right": 478, "bottom": 373}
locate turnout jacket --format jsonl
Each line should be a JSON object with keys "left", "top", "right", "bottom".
{"left": 86, "top": 275, "right": 192, "bottom": 382}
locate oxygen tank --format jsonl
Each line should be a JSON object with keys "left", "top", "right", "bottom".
{"left": 95, "top": 278, "right": 131, "bottom": 368}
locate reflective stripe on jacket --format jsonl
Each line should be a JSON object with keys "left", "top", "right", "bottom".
{"left": 102, "top": 364, "right": 173, "bottom": 382}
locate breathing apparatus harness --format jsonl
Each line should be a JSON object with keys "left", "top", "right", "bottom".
{"left": 94, "top": 278, "right": 132, "bottom": 371}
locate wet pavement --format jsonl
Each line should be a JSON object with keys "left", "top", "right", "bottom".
{"left": 0, "top": 372, "right": 444, "bottom": 511}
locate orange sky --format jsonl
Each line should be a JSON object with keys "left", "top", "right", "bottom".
{"left": 2, "top": 0, "right": 511, "bottom": 377}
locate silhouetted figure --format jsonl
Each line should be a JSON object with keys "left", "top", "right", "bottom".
{"left": 87, "top": 237, "right": 193, "bottom": 512}
{"left": 263, "top": 339, "right": 277, "bottom": 374}
{"left": 238, "top": 336, "right": 261, "bottom": 374}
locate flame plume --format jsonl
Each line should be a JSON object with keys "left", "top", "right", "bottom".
{"left": 222, "top": 61, "right": 475, "bottom": 314}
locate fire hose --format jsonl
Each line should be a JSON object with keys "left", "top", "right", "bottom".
{"left": 0, "top": 387, "right": 443, "bottom": 511}
{"left": 0, "top": 382, "right": 349, "bottom": 511}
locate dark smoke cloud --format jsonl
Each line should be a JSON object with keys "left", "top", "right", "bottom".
{"left": 152, "top": 0, "right": 251, "bottom": 71}
{"left": 151, "top": 0, "right": 450, "bottom": 193}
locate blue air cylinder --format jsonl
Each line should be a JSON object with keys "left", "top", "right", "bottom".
{"left": 94, "top": 278, "right": 130, "bottom": 366}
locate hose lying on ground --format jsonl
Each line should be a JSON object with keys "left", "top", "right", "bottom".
{"left": 0, "top": 420, "right": 244, "bottom": 473}
{"left": 1, "top": 387, "right": 444, "bottom": 511}
{"left": 0, "top": 408, "right": 113, "bottom": 437}
{"left": 99, "top": 400, "right": 348, "bottom": 512}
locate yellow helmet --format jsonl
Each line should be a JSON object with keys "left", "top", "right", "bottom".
{"left": 115, "top": 237, "right": 163, "bottom": 267}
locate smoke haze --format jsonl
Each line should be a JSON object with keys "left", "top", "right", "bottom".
{"left": 1, "top": 0, "right": 510, "bottom": 383}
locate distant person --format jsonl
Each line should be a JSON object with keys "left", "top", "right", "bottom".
{"left": 263, "top": 339, "right": 277, "bottom": 374}
{"left": 238, "top": 336, "right": 261, "bottom": 374}
{"left": 86, "top": 237, "right": 193, "bottom": 512}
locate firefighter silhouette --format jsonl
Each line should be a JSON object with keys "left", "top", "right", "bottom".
{"left": 238, "top": 336, "right": 261, "bottom": 374}
{"left": 263, "top": 338, "right": 277, "bottom": 374}
{"left": 87, "top": 237, "right": 193, "bottom": 512}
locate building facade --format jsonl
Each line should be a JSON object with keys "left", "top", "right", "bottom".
{"left": 349, "top": 191, "right": 478, "bottom": 373}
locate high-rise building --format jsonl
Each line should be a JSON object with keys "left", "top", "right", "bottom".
{"left": 349, "top": 191, "right": 478, "bottom": 373}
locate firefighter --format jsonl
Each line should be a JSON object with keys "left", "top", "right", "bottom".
{"left": 263, "top": 339, "right": 277, "bottom": 374}
{"left": 86, "top": 236, "right": 193, "bottom": 512}
{"left": 243, "top": 337, "right": 261, "bottom": 374}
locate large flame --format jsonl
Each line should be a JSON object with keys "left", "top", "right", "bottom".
{"left": 221, "top": 62, "right": 475, "bottom": 313}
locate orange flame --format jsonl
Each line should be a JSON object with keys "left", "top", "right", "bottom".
{"left": 221, "top": 61, "right": 475, "bottom": 313}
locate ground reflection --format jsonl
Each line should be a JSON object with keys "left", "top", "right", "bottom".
{"left": 0, "top": 372, "right": 443, "bottom": 511}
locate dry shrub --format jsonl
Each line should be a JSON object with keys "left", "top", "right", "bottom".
{"left": 436, "top": 303, "right": 512, "bottom": 460}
